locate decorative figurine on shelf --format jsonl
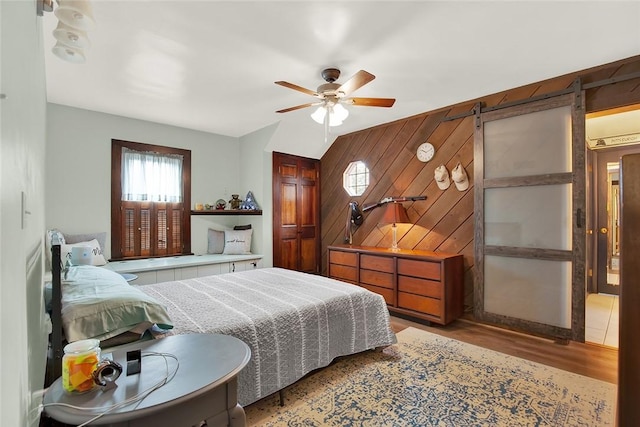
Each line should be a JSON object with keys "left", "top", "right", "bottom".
{"left": 215, "top": 199, "right": 226, "bottom": 210}
{"left": 240, "top": 191, "right": 260, "bottom": 210}
{"left": 229, "top": 194, "right": 242, "bottom": 210}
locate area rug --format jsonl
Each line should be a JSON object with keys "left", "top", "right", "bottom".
{"left": 244, "top": 327, "right": 616, "bottom": 426}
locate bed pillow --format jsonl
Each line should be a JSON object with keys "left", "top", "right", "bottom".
{"left": 64, "top": 232, "right": 107, "bottom": 256}
{"left": 223, "top": 229, "right": 252, "bottom": 255}
{"left": 61, "top": 266, "right": 173, "bottom": 342}
{"left": 207, "top": 229, "right": 225, "bottom": 254}
{"left": 61, "top": 239, "right": 107, "bottom": 266}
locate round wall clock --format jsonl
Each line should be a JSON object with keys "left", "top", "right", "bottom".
{"left": 416, "top": 142, "right": 435, "bottom": 162}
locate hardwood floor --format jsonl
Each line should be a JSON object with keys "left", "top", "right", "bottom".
{"left": 390, "top": 315, "right": 618, "bottom": 384}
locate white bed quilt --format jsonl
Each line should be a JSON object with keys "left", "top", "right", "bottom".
{"left": 139, "top": 267, "right": 397, "bottom": 405}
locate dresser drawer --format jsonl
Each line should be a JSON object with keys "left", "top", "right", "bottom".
{"left": 361, "top": 254, "right": 394, "bottom": 273}
{"left": 360, "top": 269, "right": 393, "bottom": 289}
{"left": 398, "top": 275, "right": 442, "bottom": 299}
{"left": 329, "top": 264, "right": 357, "bottom": 283}
{"left": 398, "top": 292, "right": 442, "bottom": 318}
{"left": 329, "top": 250, "right": 358, "bottom": 267}
{"left": 359, "top": 283, "right": 395, "bottom": 305}
{"left": 397, "top": 258, "right": 441, "bottom": 280}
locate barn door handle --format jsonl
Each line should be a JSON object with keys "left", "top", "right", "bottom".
{"left": 576, "top": 209, "right": 583, "bottom": 228}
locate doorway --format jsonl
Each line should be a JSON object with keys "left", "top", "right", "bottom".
{"left": 585, "top": 105, "right": 640, "bottom": 348}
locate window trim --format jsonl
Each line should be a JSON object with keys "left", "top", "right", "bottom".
{"left": 111, "top": 139, "right": 192, "bottom": 260}
{"left": 343, "top": 160, "right": 369, "bottom": 196}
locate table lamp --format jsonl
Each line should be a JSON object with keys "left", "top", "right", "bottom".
{"left": 382, "top": 202, "right": 410, "bottom": 251}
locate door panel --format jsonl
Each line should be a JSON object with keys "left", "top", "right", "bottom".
{"left": 281, "top": 183, "right": 297, "bottom": 225}
{"left": 484, "top": 184, "right": 572, "bottom": 250}
{"left": 475, "top": 92, "right": 585, "bottom": 341}
{"left": 484, "top": 255, "right": 572, "bottom": 328}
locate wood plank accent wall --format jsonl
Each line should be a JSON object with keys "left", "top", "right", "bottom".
{"left": 320, "top": 55, "right": 640, "bottom": 312}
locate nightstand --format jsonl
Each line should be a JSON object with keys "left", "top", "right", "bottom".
{"left": 43, "top": 334, "right": 250, "bottom": 427}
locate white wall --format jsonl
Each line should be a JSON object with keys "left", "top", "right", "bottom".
{"left": 239, "top": 123, "right": 279, "bottom": 268}
{"left": 1, "top": 1, "right": 49, "bottom": 426}
{"left": 46, "top": 104, "right": 272, "bottom": 257}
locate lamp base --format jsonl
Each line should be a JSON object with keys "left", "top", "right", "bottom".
{"left": 390, "top": 226, "right": 400, "bottom": 251}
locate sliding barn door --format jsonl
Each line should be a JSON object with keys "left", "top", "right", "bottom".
{"left": 474, "top": 92, "right": 586, "bottom": 341}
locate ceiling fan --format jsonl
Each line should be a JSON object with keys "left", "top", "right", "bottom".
{"left": 275, "top": 68, "right": 396, "bottom": 128}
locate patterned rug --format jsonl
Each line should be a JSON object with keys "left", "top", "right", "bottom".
{"left": 244, "top": 327, "right": 616, "bottom": 426}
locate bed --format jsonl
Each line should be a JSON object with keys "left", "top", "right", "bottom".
{"left": 47, "top": 243, "right": 397, "bottom": 406}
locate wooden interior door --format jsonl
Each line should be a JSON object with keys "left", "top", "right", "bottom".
{"left": 272, "top": 152, "right": 320, "bottom": 273}
{"left": 619, "top": 153, "right": 640, "bottom": 425}
{"left": 594, "top": 146, "right": 640, "bottom": 295}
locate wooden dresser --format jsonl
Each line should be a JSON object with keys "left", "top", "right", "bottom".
{"left": 328, "top": 245, "right": 464, "bottom": 325}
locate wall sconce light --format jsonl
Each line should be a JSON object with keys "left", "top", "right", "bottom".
{"left": 38, "top": 0, "right": 96, "bottom": 64}
{"left": 381, "top": 202, "right": 411, "bottom": 251}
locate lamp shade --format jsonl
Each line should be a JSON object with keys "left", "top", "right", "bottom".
{"left": 55, "top": 0, "right": 96, "bottom": 31}
{"left": 382, "top": 202, "right": 410, "bottom": 225}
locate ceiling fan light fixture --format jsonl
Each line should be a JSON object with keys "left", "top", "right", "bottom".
{"left": 310, "top": 106, "right": 326, "bottom": 125}
{"left": 52, "top": 21, "right": 91, "bottom": 48}
{"left": 311, "top": 103, "right": 349, "bottom": 127}
{"left": 54, "top": 0, "right": 96, "bottom": 31}
{"left": 332, "top": 102, "right": 349, "bottom": 122}
{"left": 52, "top": 41, "right": 86, "bottom": 64}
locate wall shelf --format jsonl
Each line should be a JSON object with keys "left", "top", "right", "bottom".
{"left": 191, "top": 209, "right": 262, "bottom": 216}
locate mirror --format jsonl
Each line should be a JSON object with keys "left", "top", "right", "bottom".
{"left": 607, "top": 161, "right": 620, "bottom": 285}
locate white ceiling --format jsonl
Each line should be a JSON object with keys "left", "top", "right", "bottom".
{"left": 42, "top": 1, "right": 640, "bottom": 159}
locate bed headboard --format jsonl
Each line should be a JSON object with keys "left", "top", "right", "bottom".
{"left": 46, "top": 241, "right": 63, "bottom": 386}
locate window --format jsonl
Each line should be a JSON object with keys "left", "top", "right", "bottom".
{"left": 111, "top": 140, "right": 192, "bottom": 260}
{"left": 343, "top": 160, "right": 369, "bottom": 196}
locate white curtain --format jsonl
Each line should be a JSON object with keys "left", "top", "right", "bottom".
{"left": 121, "top": 147, "right": 183, "bottom": 202}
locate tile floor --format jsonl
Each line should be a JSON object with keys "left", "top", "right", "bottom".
{"left": 585, "top": 293, "right": 619, "bottom": 348}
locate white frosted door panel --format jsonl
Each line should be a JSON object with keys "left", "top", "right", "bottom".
{"left": 484, "top": 106, "right": 572, "bottom": 178}
{"left": 484, "top": 255, "right": 572, "bottom": 328}
{"left": 485, "top": 185, "right": 572, "bottom": 250}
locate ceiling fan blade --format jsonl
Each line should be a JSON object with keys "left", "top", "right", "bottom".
{"left": 276, "top": 102, "right": 318, "bottom": 113}
{"left": 275, "top": 81, "right": 321, "bottom": 98}
{"left": 347, "top": 97, "right": 396, "bottom": 107}
{"left": 337, "top": 70, "right": 375, "bottom": 96}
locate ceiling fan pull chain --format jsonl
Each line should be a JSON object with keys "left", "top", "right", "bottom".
{"left": 324, "top": 109, "right": 330, "bottom": 144}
